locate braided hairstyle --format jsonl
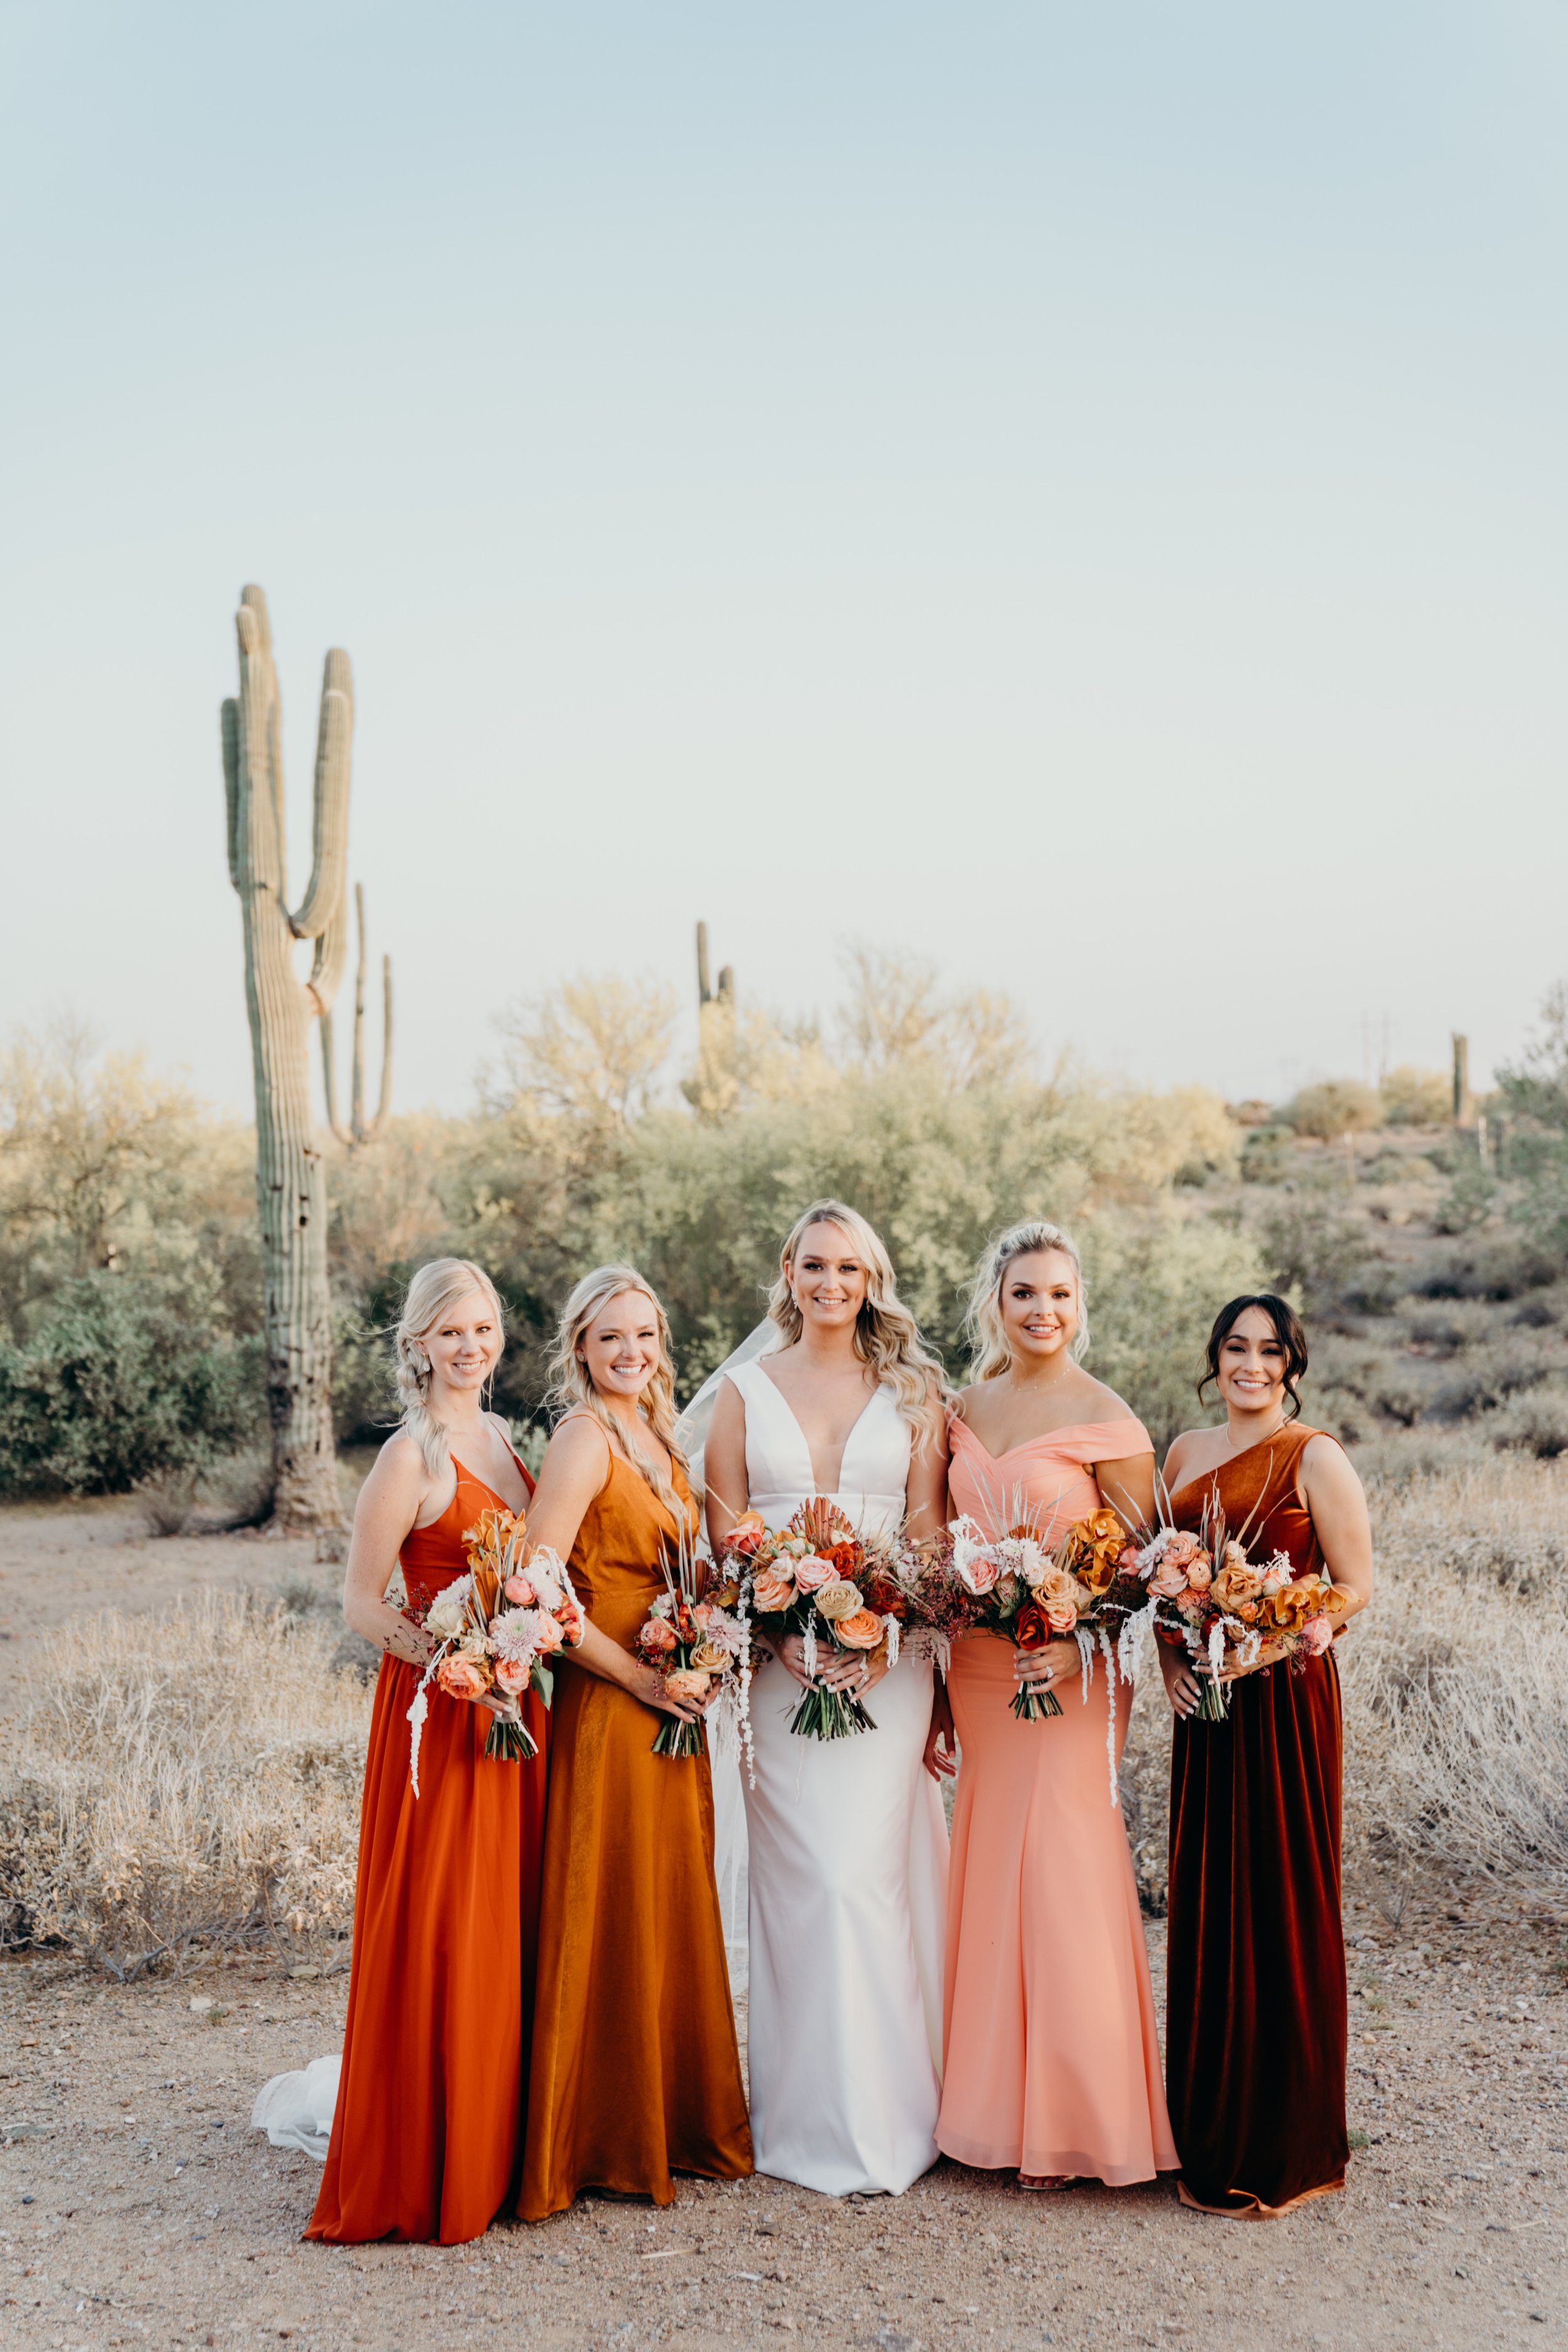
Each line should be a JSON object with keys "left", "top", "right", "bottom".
{"left": 393, "top": 1258, "right": 507, "bottom": 1476}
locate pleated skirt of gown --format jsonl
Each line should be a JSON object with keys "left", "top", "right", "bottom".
{"left": 938, "top": 1634, "right": 1175, "bottom": 2184}
{"left": 306, "top": 1654, "right": 549, "bottom": 2244}
{"left": 1166, "top": 1650, "right": 1348, "bottom": 2215}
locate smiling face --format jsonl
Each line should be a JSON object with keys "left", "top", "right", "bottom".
{"left": 999, "top": 1248, "right": 1080, "bottom": 1369}
{"left": 1215, "top": 1304, "right": 1291, "bottom": 1419}
{"left": 422, "top": 1290, "right": 503, "bottom": 1399}
{"left": 576, "top": 1288, "right": 663, "bottom": 1406}
{"left": 787, "top": 1221, "right": 870, "bottom": 1334}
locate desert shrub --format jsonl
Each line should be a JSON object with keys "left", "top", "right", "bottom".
{"left": 1239, "top": 1126, "right": 1297, "bottom": 1185}
{"left": 0, "top": 1594, "right": 370, "bottom": 1971}
{"left": 1256, "top": 1184, "right": 1371, "bottom": 1306}
{"left": 1487, "top": 1388, "right": 1568, "bottom": 1460}
{"left": 1432, "top": 1160, "right": 1499, "bottom": 1236}
{"left": 1429, "top": 1338, "right": 1560, "bottom": 1421}
{"left": 1343, "top": 1463, "right": 1568, "bottom": 1883}
{"left": 1409, "top": 1240, "right": 1558, "bottom": 1301}
{"left": 1340, "top": 1263, "right": 1402, "bottom": 1315}
{"left": 1402, "top": 1301, "right": 1495, "bottom": 1355}
{"left": 0, "top": 1268, "right": 265, "bottom": 1496}
{"left": 1078, "top": 1209, "right": 1267, "bottom": 1453}
{"left": 1511, "top": 1296, "right": 1559, "bottom": 1328}
{"left": 1379, "top": 1066, "right": 1450, "bottom": 1127}
{"left": 1281, "top": 1080, "right": 1382, "bottom": 1141}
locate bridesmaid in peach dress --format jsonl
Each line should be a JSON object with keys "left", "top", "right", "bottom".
{"left": 935, "top": 1221, "right": 1177, "bottom": 2191}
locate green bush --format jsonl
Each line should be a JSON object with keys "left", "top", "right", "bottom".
{"left": 1257, "top": 1185, "right": 1372, "bottom": 1306}
{"left": 1079, "top": 1208, "right": 1268, "bottom": 1454}
{"left": 1281, "top": 1081, "right": 1382, "bottom": 1142}
{"left": 0, "top": 1270, "right": 264, "bottom": 1496}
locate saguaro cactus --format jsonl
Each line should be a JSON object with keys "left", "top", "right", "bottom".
{"left": 321, "top": 882, "right": 393, "bottom": 1149}
{"left": 221, "top": 585, "right": 353, "bottom": 1538}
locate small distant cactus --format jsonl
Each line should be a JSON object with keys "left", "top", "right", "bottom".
{"left": 1452, "top": 1032, "right": 1475, "bottom": 1128}
{"left": 221, "top": 585, "right": 383, "bottom": 1538}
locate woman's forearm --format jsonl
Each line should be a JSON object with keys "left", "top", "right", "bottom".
{"left": 344, "top": 1587, "right": 430, "bottom": 1668}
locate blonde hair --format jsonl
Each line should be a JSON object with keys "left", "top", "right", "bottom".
{"left": 546, "top": 1264, "right": 689, "bottom": 1518}
{"left": 394, "top": 1257, "right": 508, "bottom": 1476}
{"left": 965, "top": 1220, "right": 1090, "bottom": 1382}
{"left": 768, "top": 1199, "right": 946, "bottom": 1446}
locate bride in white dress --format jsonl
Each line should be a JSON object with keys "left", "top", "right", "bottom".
{"left": 703, "top": 1199, "right": 950, "bottom": 2196}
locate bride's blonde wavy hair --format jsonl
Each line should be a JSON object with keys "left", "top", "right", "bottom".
{"left": 394, "top": 1257, "right": 508, "bottom": 1476}
{"left": 964, "top": 1220, "right": 1090, "bottom": 1383}
{"left": 546, "top": 1264, "right": 689, "bottom": 1518}
{"left": 767, "top": 1199, "right": 946, "bottom": 1448}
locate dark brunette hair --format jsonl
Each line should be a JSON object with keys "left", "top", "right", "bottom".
{"left": 1198, "top": 1293, "right": 1308, "bottom": 1420}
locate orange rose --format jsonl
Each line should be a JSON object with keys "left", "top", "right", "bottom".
{"left": 437, "top": 1654, "right": 490, "bottom": 1702}
{"left": 750, "top": 1567, "right": 797, "bottom": 1613}
{"left": 1211, "top": 1562, "right": 1265, "bottom": 1616}
{"left": 724, "top": 1512, "right": 769, "bottom": 1557}
{"left": 832, "top": 1609, "right": 884, "bottom": 1650}
{"left": 664, "top": 1668, "right": 712, "bottom": 1706}
{"left": 1012, "top": 1599, "right": 1052, "bottom": 1651}
{"left": 640, "top": 1617, "right": 679, "bottom": 1656}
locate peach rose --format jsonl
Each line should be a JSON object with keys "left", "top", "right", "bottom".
{"left": 437, "top": 1654, "right": 490, "bottom": 1702}
{"left": 793, "top": 1553, "right": 839, "bottom": 1593}
{"left": 724, "top": 1511, "right": 769, "bottom": 1557}
{"left": 1212, "top": 1562, "right": 1265, "bottom": 1616}
{"left": 750, "top": 1566, "right": 797, "bottom": 1613}
{"left": 1150, "top": 1559, "right": 1191, "bottom": 1600}
{"left": 640, "top": 1617, "right": 679, "bottom": 1656}
{"left": 691, "top": 1640, "right": 733, "bottom": 1675}
{"left": 832, "top": 1609, "right": 884, "bottom": 1650}
{"left": 955, "top": 1546, "right": 1000, "bottom": 1597}
{"left": 1162, "top": 1530, "right": 1207, "bottom": 1573}
{"left": 1185, "top": 1559, "right": 1213, "bottom": 1592}
{"left": 532, "top": 1613, "right": 566, "bottom": 1654}
{"left": 494, "top": 1655, "right": 531, "bottom": 1696}
{"left": 503, "top": 1572, "right": 537, "bottom": 1607}
{"left": 1042, "top": 1592, "right": 1079, "bottom": 1633}
{"left": 814, "top": 1579, "right": 864, "bottom": 1622}
{"left": 664, "top": 1668, "right": 712, "bottom": 1706}
{"left": 1301, "top": 1615, "right": 1335, "bottom": 1655}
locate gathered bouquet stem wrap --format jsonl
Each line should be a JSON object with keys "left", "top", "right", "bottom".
{"left": 405, "top": 1505, "right": 584, "bottom": 1794}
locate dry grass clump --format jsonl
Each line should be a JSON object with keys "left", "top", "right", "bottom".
{"left": 1342, "top": 1459, "right": 1568, "bottom": 1886}
{"left": 0, "top": 1592, "right": 371, "bottom": 1975}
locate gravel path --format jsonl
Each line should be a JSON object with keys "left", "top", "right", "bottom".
{"left": 2, "top": 1894, "right": 1564, "bottom": 2351}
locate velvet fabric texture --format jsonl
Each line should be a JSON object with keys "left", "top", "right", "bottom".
{"left": 1165, "top": 1424, "right": 1349, "bottom": 2217}
{"left": 519, "top": 1451, "right": 752, "bottom": 2221}
{"left": 307, "top": 1455, "right": 548, "bottom": 2246}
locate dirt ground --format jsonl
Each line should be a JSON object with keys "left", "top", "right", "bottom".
{"left": 1, "top": 1503, "right": 1565, "bottom": 2351}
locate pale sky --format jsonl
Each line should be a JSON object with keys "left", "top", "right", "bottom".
{"left": 3, "top": 2, "right": 1564, "bottom": 1115}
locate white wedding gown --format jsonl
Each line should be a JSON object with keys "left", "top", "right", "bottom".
{"left": 724, "top": 1359, "right": 948, "bottom": 2196}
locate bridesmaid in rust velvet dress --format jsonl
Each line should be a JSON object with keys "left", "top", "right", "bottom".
{"left": 1160, "top": 1294, "right": 1374, "bottom": 2217}
{"left": 310, "top": 1259, "right": 547, "bottom": 2245}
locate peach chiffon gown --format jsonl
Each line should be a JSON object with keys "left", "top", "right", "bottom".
{"left": 938, "top": 1416, "right": 1177, "bottom": 2186}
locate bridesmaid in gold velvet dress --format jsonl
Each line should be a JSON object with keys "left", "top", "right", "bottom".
{"left": 519, "top": 1266, "right": 752, "bottom": 2222}
{"left": 1159, "top": 1295, "right": 1374, "bottom": 2216}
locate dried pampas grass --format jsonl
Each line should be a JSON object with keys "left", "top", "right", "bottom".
{"left": 0, "top": 1591, "right": 371, "bottom": 1975}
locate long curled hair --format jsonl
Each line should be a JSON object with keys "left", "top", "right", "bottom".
{"left": 546, "top": 1264, "right": 689, "bottom": 1517}
{"left": 963, "top": 1219, "right": 1090, "bottom": 1382}
{"left": 766, "top": 1199, "right": 946, "bottom": 1448}
{"left": 394, "top": 1257, "right": 508, "bottom": 1476}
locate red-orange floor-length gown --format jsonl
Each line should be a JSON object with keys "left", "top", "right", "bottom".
{"left": 307, "top": 1455, "right": 548, "bottom": 2245}
{"left": 1165, "top": 1425, "right": 1350, "bottom": 2217}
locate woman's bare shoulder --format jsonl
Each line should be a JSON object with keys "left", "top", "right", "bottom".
{"left": 1072, "top": 1370, "right": 1144, "bottom": 1428}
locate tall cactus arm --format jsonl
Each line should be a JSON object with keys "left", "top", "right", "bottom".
{"left": 235, "top": 601, "right": 283, "bottom": 892}
{"left": 318, "top": 1011, "right": 354, "bottom": 1148}
{"left": 221, "top": 699, "right": 241, "bottom": 890}
{"left": 373, "top": 952, "right": 395, "bottom": 1135}
{"left": 290, "top": 649, "right": 353, "bottom": 951}
{"left": 349, "top": 884, "right": 395, "bottom": 1144}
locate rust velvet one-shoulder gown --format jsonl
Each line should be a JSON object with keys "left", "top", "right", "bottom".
{"left": 307, "top": 1455, "right": 548, "bottom": 2245}
{"left": 1165, "top": 1424, "right": 1349, "bottom": 2217}
{"left": 520, "top": 1451, "right": 752, "bottom": 2220}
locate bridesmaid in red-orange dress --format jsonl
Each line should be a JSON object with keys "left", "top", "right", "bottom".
{"left": 308, "top": 1258, "right": 548, "bottom": 2246}
{"left": 1160, "top": 1294, "right": 1374, "bottom": 2218}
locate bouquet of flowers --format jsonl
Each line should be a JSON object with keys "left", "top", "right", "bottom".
{"left": 946, "top": 1507, "right": 1151, "bottom": 1720}
{"left": 405, "top": 1505, "right": 585, "bottom": 1792}
{"left": 1138, "top": 1522, "right": 1347, "bottom": 1722}
{"left": 633, "top": 1543, "right": 751, "bottom": 1761}
{"left": 720, "top": 1500, "right": 914, "bottom": 1741}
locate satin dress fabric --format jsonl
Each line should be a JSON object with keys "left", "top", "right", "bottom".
{"left": 1165, "top": 1425, "right": 1350, "bottom": 2217}
{"left": 519, "top": 1449, "right": 752, "bottom": 2220}
{"left": 307, "top": 1454, "right": 547, "bottom": 2247}
{"left": 724, "top": 1359, "right": 949, "bottom": 2198}
{"left": 938, "top": 1417, "right": 1177, "bottom": 2185}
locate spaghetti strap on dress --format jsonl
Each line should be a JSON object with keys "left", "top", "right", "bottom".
{"left": 1165, "top": 1425, "right": 1349, "bottom": 2217}
{"left": 307, "top": 1453, "right": 548, "bottom": 2246}
{"left": 938, "top": 1416, "right": 1177, "bottom": 2186}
